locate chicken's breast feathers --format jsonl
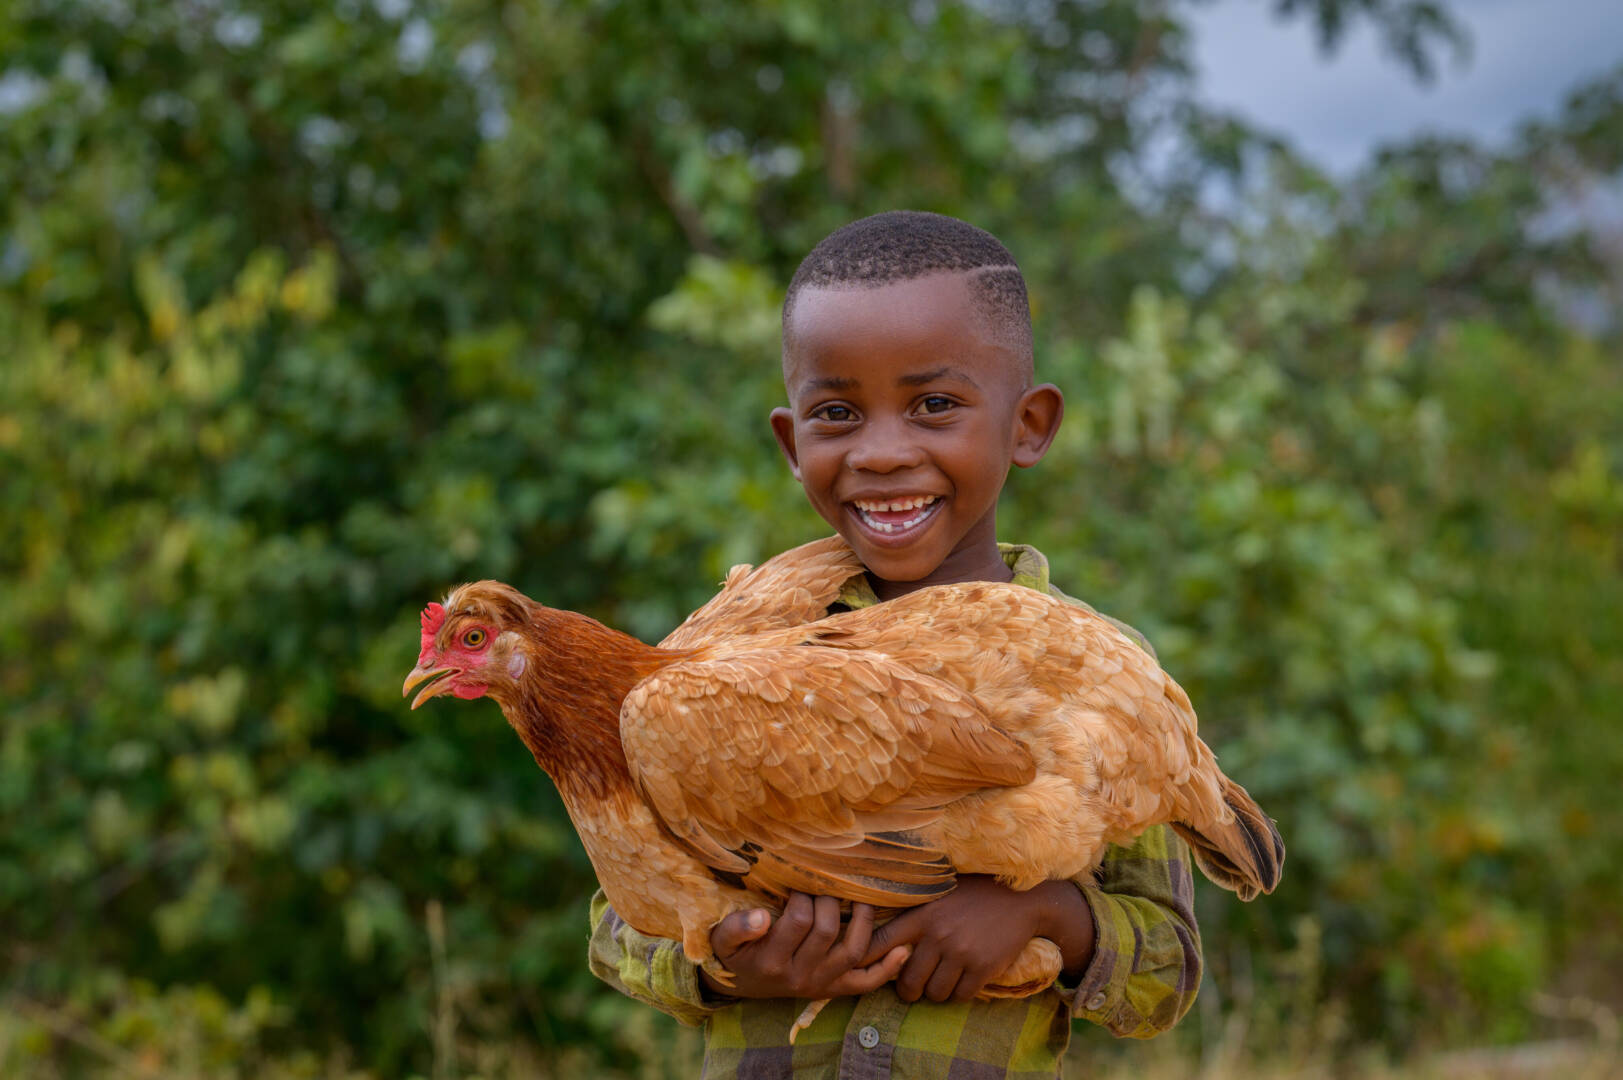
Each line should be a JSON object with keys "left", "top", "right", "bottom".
{"left": 658, "top": 537, "right": 863, "bottom": 649}
{"left": 620, "top": 646, "right": 1037, "bottom": 907}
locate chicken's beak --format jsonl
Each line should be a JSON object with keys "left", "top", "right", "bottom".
{"left": 403, "top": 664, "right": 456, "bottom": 710}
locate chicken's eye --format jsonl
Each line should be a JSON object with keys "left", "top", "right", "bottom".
{"left": 463, "top": 628, "right": 487, "bottom": 648}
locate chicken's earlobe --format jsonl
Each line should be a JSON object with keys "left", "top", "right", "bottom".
{"left": 496, "top": 630, "right": 529, "bottom": 679}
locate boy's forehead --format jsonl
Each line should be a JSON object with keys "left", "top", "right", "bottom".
{"left": 786, "top": 272, "right": 973, "bottom": 342}
{"left": 782, "top": 273, "right": 1022, "bottom": 393}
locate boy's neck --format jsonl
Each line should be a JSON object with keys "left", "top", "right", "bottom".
{"left": 866, "top": 542, "right": 1015, "bottom": 602}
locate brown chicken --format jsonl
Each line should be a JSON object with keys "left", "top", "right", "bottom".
{"left": 403, "top": 536, "right": 1282, "bottom": 1035}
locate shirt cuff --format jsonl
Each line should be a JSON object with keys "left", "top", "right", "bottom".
{"left": 1060, "top": 882, "right": 1137, "bottom": 1030}
{"left": 672, "top": 952, "right": 735, "bottom": 1015}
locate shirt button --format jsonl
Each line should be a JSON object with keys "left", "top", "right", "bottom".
{"left": 857, "top": 1025, "right": 880, "bottom": 1049}
{"left": 1086, "top": 992, "right": 1108, "bottom": 1011}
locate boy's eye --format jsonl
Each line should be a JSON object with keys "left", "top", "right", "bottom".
{"left": 812, "top": 404, "right": 855, "bottom": 422}
{"left": 918, "top": 395, "right": 955, "bottom": 414}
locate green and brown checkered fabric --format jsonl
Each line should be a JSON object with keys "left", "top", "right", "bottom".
{"left": 586, "top": 544, "right": 1201, "bottom": 1078}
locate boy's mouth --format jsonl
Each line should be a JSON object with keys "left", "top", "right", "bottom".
{"left": 848, "top": 495, "right": 943, "bottom": 536}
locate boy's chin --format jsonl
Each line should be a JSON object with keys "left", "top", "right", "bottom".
{"left": 826, "top": 500, "right": 982, "bottom": 587}
{"left": 833, "top": 529, "right": 943, "bottom": 586}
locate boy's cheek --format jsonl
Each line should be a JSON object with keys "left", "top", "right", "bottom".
{"left": 812, "top": 502, "right": 849, "bottom": 535}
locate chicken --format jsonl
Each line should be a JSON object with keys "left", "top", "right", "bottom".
{"left": 403, "top": 536, "right": 1282, "bottom": 1035}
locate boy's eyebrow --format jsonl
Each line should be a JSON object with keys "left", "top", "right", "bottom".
{"left": 898, "top": 366, "right": 980, "bottom": 389}
{"left": 802, "top": 375, "right": 859, "bottom": 393}
{"left": 797, "top": 368, "right": 981, "bottom": 394}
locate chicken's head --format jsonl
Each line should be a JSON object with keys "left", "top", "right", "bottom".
{"left": 402, "top": 582, "right": 533, "bottom": 709}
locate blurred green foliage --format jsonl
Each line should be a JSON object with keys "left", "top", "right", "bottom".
{"left": 3, "top": 0, "right": 1621, "bottom": 1075}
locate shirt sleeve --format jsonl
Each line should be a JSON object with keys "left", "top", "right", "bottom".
{"left": 586, "top": 890, "right": 737, "bottom": 1028}
{"left": 1057, "top": 825, "right": 1202, "bottom": 1038}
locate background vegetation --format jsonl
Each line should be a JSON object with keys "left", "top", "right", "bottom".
{"left": 3, "top": 0, "right": 1620, "bottom": 1075}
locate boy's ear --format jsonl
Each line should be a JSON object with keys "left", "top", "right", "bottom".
{"left": 1010, "top": 383, "right": 1064, "bottom": 468}
{"left": 769, "top": 407, "right": 803, "bottom": 481}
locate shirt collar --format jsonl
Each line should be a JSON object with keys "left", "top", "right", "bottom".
{"left": 836, "top": 543, "right": 1049, "bottom": 610}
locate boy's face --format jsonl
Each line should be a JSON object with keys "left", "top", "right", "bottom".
{"left": 771, "top": 272, "right": 1062, "bottom": 593}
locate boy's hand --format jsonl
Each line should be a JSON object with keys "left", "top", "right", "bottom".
{"left": 859, "top": 875, "right": 1096, "bottom": 1003}
{"left": 701, "top": 893, "right": 911, "bottom": 1000}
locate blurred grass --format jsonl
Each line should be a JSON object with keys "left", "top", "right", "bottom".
{"left": 6, "top": 996, "right": 1617, "bottom": 1080}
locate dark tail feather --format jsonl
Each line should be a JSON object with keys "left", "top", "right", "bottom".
{"left": 1171, "top": 777, "right": 1284, "bottom": 901}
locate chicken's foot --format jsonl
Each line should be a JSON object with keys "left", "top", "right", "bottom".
{"left": 789, "top": 998, "right": 830, "bottom": 1044}
{"left": 698, "top": 957, "right": 737, "bottom": 990}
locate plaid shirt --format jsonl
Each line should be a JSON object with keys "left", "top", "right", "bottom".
{"left": 588, "top": 544, "right": 1201, "bottom": 1078}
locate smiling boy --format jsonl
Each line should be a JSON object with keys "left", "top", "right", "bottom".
{"left": 589, "top": 211, "right": 1200, "bottom": 1079}
{"left": 768, "top": 236, "right": 1056, "bottom": 595}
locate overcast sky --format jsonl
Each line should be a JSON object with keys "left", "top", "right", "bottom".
{"left": 1188, "top": 0, "right": 1623, "bottom": 174}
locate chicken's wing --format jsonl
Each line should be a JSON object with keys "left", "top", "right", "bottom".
{"left": 621, "top": 645, "right": 1035, "bottom": 907}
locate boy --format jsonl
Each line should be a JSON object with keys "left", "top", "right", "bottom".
{"left": 589, "top": 211, "right": 1199, "bottom": 1078}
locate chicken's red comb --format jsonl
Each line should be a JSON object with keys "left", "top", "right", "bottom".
{"left": 422, "top": 602, "right": 447, "bottom": 632}
{"left": 420, "top": 602, "right": 447, "bottom": 655}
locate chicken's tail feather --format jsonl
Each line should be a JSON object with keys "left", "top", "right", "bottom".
{"left": 1171, "top": 776, "right": 1283, "bottom": 901}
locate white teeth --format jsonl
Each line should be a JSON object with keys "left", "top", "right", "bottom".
{"left": 851, "top": 496, "right": 942, "bottom": 534}
{"left": 852, "top": 496, "right": 938, "bottom": 512}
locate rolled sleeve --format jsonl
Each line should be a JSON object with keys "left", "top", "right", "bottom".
{"left": 586, "top": 890, "right": 733, "bottom": 1027}
{"left": 1057, "top": 826, "right": 1202, "bottom": 1039}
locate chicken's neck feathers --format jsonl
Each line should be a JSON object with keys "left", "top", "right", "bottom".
{"left": 494, "top": 605, "right": 695, "bottom": 802}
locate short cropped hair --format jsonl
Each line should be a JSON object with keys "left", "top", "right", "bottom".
{"left": 783, "top": 210, "right": 1034, "bottom": 381}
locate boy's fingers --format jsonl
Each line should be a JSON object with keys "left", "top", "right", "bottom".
{"left": 710, "top": 908, "right": 773, "bottom": 956}
{"left": 857, "top": 908, "right": 921, "bottom": 967}
{"left": 924, "top": 959, "right": 965, "bottom": 1003}
{"left": 838, "top": 903, "right": 876, "bottom": 962}
{"left": 767, "top": 893, "right": 815, "bottom": 958}
{"left": 895, "top": 943, "right": 940, "bottom": 1003}
{"left": 951, "top": 966, "right": 994, "bottom": 1003}
{"left": 792, "top": 895, "right": 842, "bottom": 967}
{"left": 829, "top": 945, "right": 910, "bottom": 996}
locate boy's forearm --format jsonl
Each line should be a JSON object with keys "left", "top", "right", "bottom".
{"left": 1027, "top": 879, "right": 1097, "bottom": 978}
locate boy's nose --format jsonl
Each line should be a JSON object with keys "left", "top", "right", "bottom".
{"left": 845, "top": 423, "right": 927, "bottom": 473}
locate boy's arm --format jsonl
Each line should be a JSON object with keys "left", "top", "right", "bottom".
{"left": 1061, "top": 824, "right": 1202, "bottom": 1039}
{"left": 586, "top": 890, "right": 735, "bottom": 1027}
{"left": 861, "top": 825, "right": 1200, "bottom": 1038}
